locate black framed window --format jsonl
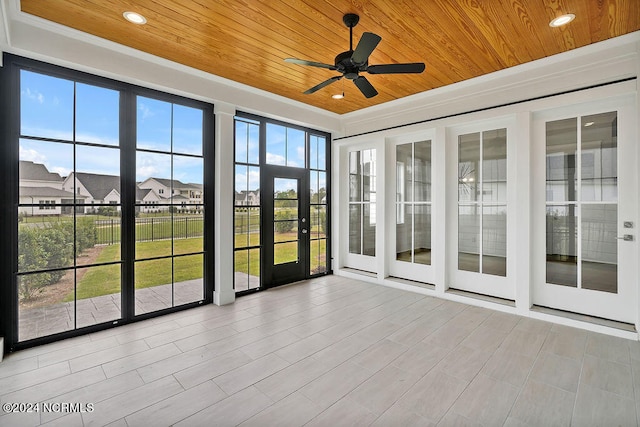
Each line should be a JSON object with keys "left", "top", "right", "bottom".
{"left": 1, "top": 54, "right": 214, "bottom": 350}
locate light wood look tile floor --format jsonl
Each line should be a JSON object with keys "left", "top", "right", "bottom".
{"left": 1, "top": 275, "right": 639, "bottom": 426}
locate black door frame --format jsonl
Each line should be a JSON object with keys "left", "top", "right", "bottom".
{"left": 261, "top": 165, "right": 309, "bottom": 288}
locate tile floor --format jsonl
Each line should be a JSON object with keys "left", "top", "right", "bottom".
{"left": 1, "top": 275, "right": 639, "bottom": 426}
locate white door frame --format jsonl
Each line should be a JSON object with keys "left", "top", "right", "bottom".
{"left": 531, "top": 94, "right": 638, "bottom": 323}
{"left": 446, "top": 116, "right": 518, "bottom": 300}
{"left": 386, "top": 130, "right": 436, "bottom": 284}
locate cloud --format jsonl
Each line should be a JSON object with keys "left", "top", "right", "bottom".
{"left": 265, "top": 153, "right": 286, "bottom": 165}
{"left": 138, "top": 102, "right": 154, "bottom": 120}
{"left": 51, "top": 166, "right": 72, "bottom": 177}
{"left": 19, "top": 145, "right": 47, "bottom": 163}
{"left": 22, "top": 88, "right": 44, "bottom": 104}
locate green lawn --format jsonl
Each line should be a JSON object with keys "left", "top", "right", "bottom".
{"left": 67, "top": 238, "right": 203, "bottom": 301}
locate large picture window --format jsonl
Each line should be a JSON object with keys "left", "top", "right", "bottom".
{"left": 6, "top": 55, "right": 213, "bottom": 348}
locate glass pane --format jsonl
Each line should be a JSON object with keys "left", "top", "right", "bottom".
{"left": 317, "top": 172, "right": 326, "bottom": 204}
{"left": 173, "top": 211, "right": 203, "bottom": 255}
{"left": 274, "top": 201, "right": 298, "bottom": 220}
{"left": 135, "top": 258, "right": 172, "bottom": 315}
{"left": 235, "top": 208, "right": 250, "bottom": 249}
{"left": 274, "top": 241, "right": 298, "bottom": 264}
{"left": 266, "top": 123, "right": 286, "bottom": 165}
{"left": 18, "top": 270, "right": 75, "bottom": 341}
{"left": 174, "top": 254, "right": 204, "bottom": 305}
{"left": 235, "top": 120, "right": 248, "bottom": 164}
{"left": 396, "top": 204, "right": 412, "bottom": 262}
{"left": 136, "top": 151, "right": 172, "bottom": 184}
{"left": 136, "top": 219, "right": 172, "bottom": 259}
{"left": 546, "top": 118, "right": 577, "bottom": 202}
{"left": 77, "top": 216, "right": 120, "bottom": 266}
{"left": 414, "top": 204, "right": 431, "bottom": 265}
{"left": 459, "top": 204, "right": 480, "bottom": 272}
{"left": 137, "top": 96, "right": 172, "bottom": 152}
{"left": 349, "top": 204, "right": 361, "bottom": 254}
{"left": 76, "top": 145, "right": 121, "bottom": 205}
{"left": 234, "top": 250, "right": 250, "bottom": 292}
{"left": 274, "top": 221, "right": 298, "bottom": 243}
{"left": 459, "top": 133, "right": 480, "bottom": 202}
{"left": 310, "top": 135, "right": 326, "bottom": 170}
{"left": 235, "top": 165, "right": 248, "bottom": 195}
{"left": 581, "top": 112, "right": 617, "bottom": 202}
{"left": 363, "top": 204, "right": 376, "bottom": 256}
{"left": 482, "top": 205, "right": 507, "bottom": 276}
{"left": 415, "top": 140, "right": 431, "bottom": 202}
{"left": 76, "top": 83, "right": 120, "bottom": 146}
{"left": 363, "top": 149, "right": 376, "bottom": 202}
{"left": 310, "top": 171, "right": 318, "bottom": 202}
{"left": 173, "top": 155, "right": 203, "bottom": 206}
{"left": 396, "top": 143, "right": 412, "bottom": 203}
{"left": 20, "top": 70, "right": 74, "bottom": 140}
{"left": 234, "top": 207, "right": 260, "bottom": 248}
{"left": 248, "top": 248, "right": 260, "bottom": 289}
{"left": 546, "top": 204, "right": 577, "bottom": 287}
{"left": 173, "top": 104, "right": 203, "bottom": 155}
{"left": 76, "top": 264, "right": 121, "bottom": 328}
{"left": 18, "top": 216, "right": 74, "bottom": 272}
{"left": 274, "top": 178, "right": 297, "bottom": 199}
{"left": 482, "top": 129, "right": 507, "bottom": 202}
{"left": 349, "top": 151, "right": 362, "bottom": 202}
{"left": 95, "top": 217, "right": 122, "bottom": 247}
{"left": 287, "top": 127, "right": 305, "bottom": 168}
{"left": 310, "top": 238, "right": 327, "bottom": 275}
{"left": 582, "top": 204, "right": 617, "bottom": 293}
{"left": 313, "top": 205, "right": 327, "bottom": 239}
{"left": 19, "top": 140, "right": 73, "bottom": 203}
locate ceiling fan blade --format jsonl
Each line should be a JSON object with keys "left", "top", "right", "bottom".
{"left": 367, "top": 63, "right": 426, "bottom": 74}
{"left": 353, "top": 76, "right": 378, "bottom": 98}
{"left": 351, "top": 32, "right": 381, "bottom": 65}
{"left": 303, "top": 76, "right": 343, "bottom": 94}
{"left": 285, "top": 58, "right": 337, "bottom": 70}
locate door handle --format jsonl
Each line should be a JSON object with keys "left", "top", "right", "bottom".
{"left": 301, "top": 229, "right": 308, "bottom": 234}
{"left": 617, "top": 234, "right": 634, "bottom": 241}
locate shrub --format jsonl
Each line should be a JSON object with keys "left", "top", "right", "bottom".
{"left": 274, "top": 210, "right": 295, "bottom": 233}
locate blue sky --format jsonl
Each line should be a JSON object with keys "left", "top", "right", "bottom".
{"left": 19, "top": 70, "right": 204, "bottom": 184}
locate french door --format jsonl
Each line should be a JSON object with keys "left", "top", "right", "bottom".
{"left": 532, "top": 98, "right": 638, "bottom": 323}
{"left": 448, "top": 122, "right": 516, "bottom": 300}
{"left": 262, "top": 166, "right": 309, "bottom": 287}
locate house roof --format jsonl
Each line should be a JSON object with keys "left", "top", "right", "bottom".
{"left": 136, "top": 188, "right": 153, "bottom": 200}
{"left": 20, "top": 186, "right": 83, "bottom": 198}
{"left": 73, "top": 172, "right": 120, "bottom": 201}
{"left": 145, "top": 178, "right": 202, "bottom": 191}
{"left": 19, "top": 161, "right": 63, "bottom": 182}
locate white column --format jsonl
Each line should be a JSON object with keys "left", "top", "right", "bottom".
{"left": 433, "top": 126, "right": 449, "bottom": 294}
{"left": 514, "top": 111, "right": 532, "bottom": 313}
{"left": 214, "top": 102, "right": 235, "bottom": 306}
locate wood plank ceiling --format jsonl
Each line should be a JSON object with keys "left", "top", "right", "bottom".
{"left": 20, "top": 0, "right": 640, "bottom": 115}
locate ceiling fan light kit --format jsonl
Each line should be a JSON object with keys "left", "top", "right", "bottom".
{"left": 285, "top": 13, "right": 426, "bottom": 98}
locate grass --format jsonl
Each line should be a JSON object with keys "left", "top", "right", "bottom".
{"left": 67, "top": 238, "right": 204, "bottom": 301}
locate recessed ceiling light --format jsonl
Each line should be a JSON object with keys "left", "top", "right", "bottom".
{"left": 332, "top": 93, "right": 344, "bottom": 99}
{"left": 123, "top": 11, "right": 147, "bottom": 25}
{"left": 549, "top": 14, "right": 575, "bottom": 27}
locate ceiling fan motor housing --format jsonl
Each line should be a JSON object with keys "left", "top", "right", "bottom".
{"left": 334, "top": 50, "right": 367, "bottom": 79}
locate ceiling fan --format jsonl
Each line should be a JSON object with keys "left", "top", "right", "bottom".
{"left": 285, "top": 13, "right": 425, "bottom": 99}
